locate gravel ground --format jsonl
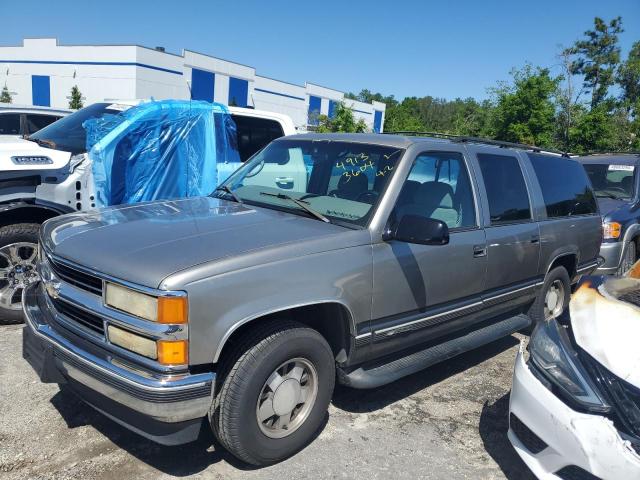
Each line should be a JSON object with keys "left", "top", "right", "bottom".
{"left": 1, "top": 324, "right": 535, "bottom": 480}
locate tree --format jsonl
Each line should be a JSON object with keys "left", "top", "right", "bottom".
{"left": 489, "top": 65, "right": 560, "bottom": 147}
{"left": 316, "top": 102, "right": 368, "bottom": 133}
{"left": 68, "top": 85, "right": 84, "bottom": 109}
{"left": 564, "top": 17, "right": 623, "bottom": 109}
{"left": 0, "top": 85, "right": 12, "bottom": 103}
{"left": 617, "top": 40, "right": 640, "bottom": 115}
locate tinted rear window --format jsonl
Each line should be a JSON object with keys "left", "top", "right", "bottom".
{"left": 528, "top": 153, "right": 598, "bottom": 217}
{"left": 0, "top": 113, "right": 21, "bottom": 135}
{"left": 26, "top": 114, "right": 61, "bottom": 134}
{"left": 231, "top": 115, "right": 284, "bottom": 162}
{"left": 477, "top": 153, "right": 532, "bottom": 224}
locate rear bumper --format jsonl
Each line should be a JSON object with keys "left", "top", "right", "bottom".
{"left": 508, "top": 344, "right": 640, "bottom": 480}
{"left": 22, "top": 282, "right": 215, "bottom": 445}
{"left": 596, "top": 241, "right": 624, "bottom": 274}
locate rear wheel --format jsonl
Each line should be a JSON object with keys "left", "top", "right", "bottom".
{"left": 528, "top": 266, "right": 571, "bottom": 328}
{"left": 617, "top": 240, "right": 637, "bottom": 276}
{"left": 0, "top": 224, "right": 40, "bottom": 325}
{"left": 211, "top": 320, "right": 335, "bottom": 466}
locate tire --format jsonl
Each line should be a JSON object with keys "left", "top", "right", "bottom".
{"left": 527, "top": 266, "right": 571, "bottom": 328}
{"left": 0, "top": 223, "right": 40, "bottom": 325}
{"left": 211, "top": 319, "right": 335, "bottom": 466}
{"left": 617, "top": 240, "right": 637, "bottom": 276}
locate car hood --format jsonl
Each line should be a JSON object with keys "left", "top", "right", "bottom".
{"left": 570, "top": 278, "right": 640, "bottom": 389}
{"left": 0, "top": 136, "right": 71, "bottom": 171}
{"left": 596, "top": 197, "right": 629, "bottom": 219}
{"left": 41, "top": 197, "right": 354, "bottom": 288}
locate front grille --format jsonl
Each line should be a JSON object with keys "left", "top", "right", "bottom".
{"left": 53, "top": 298, "right": 104, "bottom": 335}
{"left": 555, "top": 466, "right": 601, "bottom": 480}
{"left": 618, "top": 290, "right": 640, "bottom": 308}
{"left": 49, "top": 257, "right": 103, "bottom": 295}
{"left": 509, "top": 413, "right": 548, "bottom": 454}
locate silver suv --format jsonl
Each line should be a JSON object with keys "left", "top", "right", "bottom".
{"left": 23, "top": 133, "right": 602, "bottom": 465}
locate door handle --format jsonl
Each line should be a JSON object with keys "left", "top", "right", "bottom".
{"left": 531, "top": 234, "right": 540, "bottom": 244}
{"left": 275, "top": 177, "right": 294, "bottom": 189}
{"left": 473, "top": 245, "right": 487, "bottom": 257}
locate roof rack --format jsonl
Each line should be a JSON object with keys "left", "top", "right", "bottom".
{"left": 577, "top": 151, "right": 640, "bottom": 156}
{"left": 383, "top": 131, "right": 571, "bottom": 158}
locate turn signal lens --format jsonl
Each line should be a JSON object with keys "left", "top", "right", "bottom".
{"left": 157, "top": 296, "right": 188, "bottom": 324}
{"left": 157, "top": 340, "right": 188, "bottom": 365}
{"left": 603, "top": 222, "right": 622, "bottom": 240}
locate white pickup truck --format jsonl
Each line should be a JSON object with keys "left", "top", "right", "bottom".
{"left": 0, "top": 100, "right": 298, "bottom": 322}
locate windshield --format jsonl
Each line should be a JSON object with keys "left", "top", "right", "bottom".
{"left": 216, "top": 139, "right": 404, "bottom": 227}
{"left": 583, "top": 163, "right": 636, "bottom": 200}
{"left": 29, "top": 102, "right": 130, "bottom": 155}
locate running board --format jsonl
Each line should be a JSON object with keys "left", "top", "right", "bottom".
{"left": 340, "top": 314, "right": 531, "bottom": 389}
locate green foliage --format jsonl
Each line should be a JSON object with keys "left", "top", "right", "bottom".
{"left": 316, "top": 102, "right": 368, "bottom": 133}
{"left": 617, "top": 41, "right": 640, "bottom": 114}
{"left": 68, "top": 85, "right": 84, "bottom": 109}
{"left": 564, "top": 17, "right": 624, "bottom": 109}
{"left": 0, "top": 85, "right": 12, "bottom": 103}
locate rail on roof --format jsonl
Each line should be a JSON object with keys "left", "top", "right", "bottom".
{"left": 383, "top": 131, "right": 571, "bottom": 158}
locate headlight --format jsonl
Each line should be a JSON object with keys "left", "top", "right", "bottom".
{"left": 603, "top": 221, "right": 622, "bottom": 240}
{"left": 529, "top": 319, "right": 609, "bottom": 413}
{"left": 104, "top": 282, "right": 188, "bottom": 324}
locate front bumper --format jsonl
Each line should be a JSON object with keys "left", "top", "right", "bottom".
{"left": 22, "top": 282, "right": 215, "bottom": 445}
{"left": 596, "top": 241, "right": 624, "bottom": 275}
{"left": 508, "top": 344, "right": 640, "bottom": 480}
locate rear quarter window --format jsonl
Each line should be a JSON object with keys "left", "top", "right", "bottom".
{"left": 528, "top": 153, "right": 598, "bottom": 217}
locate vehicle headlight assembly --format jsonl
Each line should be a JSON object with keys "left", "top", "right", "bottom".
{"left": 104, "top": 282, "right": 187, "bottom": 324}
{"left": 529, "top": 319, "right": 609, "bottom": 413}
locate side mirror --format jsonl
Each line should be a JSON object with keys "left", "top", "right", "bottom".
{"left": 388, "top": 215, "right": 449, "bottom": 245}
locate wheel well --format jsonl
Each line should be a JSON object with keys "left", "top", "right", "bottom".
{"left": 216, "top": 303, "right": 353, "bottom": 366}
{"left": 548, "top": 254, "right": 577, "bottom": 278}
{"left": 0, "top": 206, "right": 59, "bottom": 228}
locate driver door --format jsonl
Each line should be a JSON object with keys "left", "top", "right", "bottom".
{"left": 370, "top": 150, "right": 487, "bottom": 356}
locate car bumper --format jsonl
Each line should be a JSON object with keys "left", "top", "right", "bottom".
{"left": 21, "top": 282, "right": 215, "bottom": 445}
{"left": 596, "top": 241, "right": 624, "bottom": 274}
{"left": 508, "top": 344, "right": 640, "bottom": 480}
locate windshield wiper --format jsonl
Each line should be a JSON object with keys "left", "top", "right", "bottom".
{"left": 260, "top": 191, "right": 330, "bottom": 223}
{"left": 214, "top": 185, "right": 243, "bottom": 205}
{"left": 25, "top": 136, "right": 57, "bottom": 149}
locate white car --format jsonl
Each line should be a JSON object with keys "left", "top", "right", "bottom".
{"left": 0, "top": 103, "right": 71, "bottom": 137}
{"left": 509, "top": 270, "right": 640, "bottom": 479}
{"left": 0, "top": 100, "right": 297, "bottom": 322}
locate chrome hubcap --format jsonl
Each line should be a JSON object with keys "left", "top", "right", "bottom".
{"left": 0, "top": 242, "right": 38, "bottom": 311}
{"left": 544, "top": 280, "right": 565, "bottom": 320}
{"left": 256, "top": 357, "right": 318, "bottom": 439}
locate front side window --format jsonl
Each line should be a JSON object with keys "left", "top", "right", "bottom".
{"left": 529, "top": 153, "right": 598, "bottom": 217}
{"left": 0, "top": 113, "right": 21, "bottom": 135}
{"left": 218, "top": 140, "right": 404, "bottom": 227}
{"left": 477, "top": 153, "right": 532, "bottom": 225}
{"left": 583, "top": 162, "right": 636, "bottom": 201}
{"left": 394, "top": 152, "right": 476, "bottom": 229}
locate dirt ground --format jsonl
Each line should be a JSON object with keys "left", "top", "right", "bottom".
{"left": 1, "top": 324, "right": 535, "bottom": 480}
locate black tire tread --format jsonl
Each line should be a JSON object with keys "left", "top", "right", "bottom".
{"left": 527, "top": 266, "right": 570, "bottom": 329}
{"left": 212, "top": 319, "right": 333, "bottom": 465}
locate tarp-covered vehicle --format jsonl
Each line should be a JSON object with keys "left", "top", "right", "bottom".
{"left": 509, "top": 266, "right": 640, "bottom": 479}
{"left": 0, "top": 100, "right": 296, "bottom": 322}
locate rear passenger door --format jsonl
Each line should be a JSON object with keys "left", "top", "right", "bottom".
{"left": 473, "top": 149, "right": 541, "bottom": 303}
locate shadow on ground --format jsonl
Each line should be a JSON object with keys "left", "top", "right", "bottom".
{"left": 50, "top": 335, "right": 530, "bottom": 477}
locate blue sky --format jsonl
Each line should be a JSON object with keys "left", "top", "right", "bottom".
{"left": 2, "top": 0, "right": 639, "bottom": 101}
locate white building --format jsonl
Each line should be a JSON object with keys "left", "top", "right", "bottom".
{"left": 0, "top": 38, "right": 386, "bottom": 132}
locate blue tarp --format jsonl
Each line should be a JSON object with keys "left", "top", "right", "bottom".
{"left": 84, "top": 100, "right": 240, "bottom": 207}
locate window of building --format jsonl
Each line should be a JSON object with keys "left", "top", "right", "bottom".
{"left": 0, "top": 113, "right": 21, "bottom": 135}
{"left": 191, "top": 69, "right": 215, "bottom": 102}
{"left": 529, "top": 153, "right": 598, "bottom": 217}
{"left": 395, "top": 152, "right": 476, "bottom": 229}
{"left": 308, "top": 96, "right": 321, "bottom": 126}
{"left": 477, "top": 153, "right": 531, "bottom": 224}
{"left": 228, "top": 77, "right": 248, "bottom": 107}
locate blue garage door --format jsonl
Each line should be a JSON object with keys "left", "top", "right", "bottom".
{"left": 32, "top": 75, "right": 51, "bottom": 107}
{"left": 228, "top": 77, "right": 248, "bottom": 107}
{"left": 191, "top": 69, "right": 215, "bottom": 102}
{"left": 374, "top": 110, "right": 383, "bottom": 133}
{"left": 328, "top": 100, "right": 338, "bottom": 119}
{"left": 308, "top": 95, "right": 322, "bottom": 125}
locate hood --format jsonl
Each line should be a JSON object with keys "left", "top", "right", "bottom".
{"left": 0, "top": 136, "right": 71, "bottom": 172}
{"left": 41, "top": 196, "right": 352, "bottom": 288}
{"left": 570, "top": 279, "right": 640, "bottom": 388}
{"left": 596, "top": 197, "right": 630, "bottom": 219}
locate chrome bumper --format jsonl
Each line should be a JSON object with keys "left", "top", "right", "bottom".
{"left": 596, "top": 241, "right": 624, "bottom": 275}
{"left": 22, "top": 282, "right": 215, "bottom": 444}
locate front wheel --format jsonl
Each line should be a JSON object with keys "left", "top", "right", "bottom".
{"left": 211, "top": 320, "right": 335, "bottom": 466}
{"left": 528, "top": 266, "right": 571, "bottom": 327}
{"left": 0, "top": 224, "right": 40, "bottom": 325}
